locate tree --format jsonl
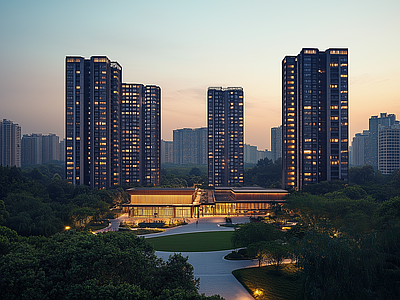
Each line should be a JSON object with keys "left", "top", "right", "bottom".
{"left": 0, "top": 226, "right": 19, "bottom": 255}
{"left": 349, "top": 165, "right": 379, "bottom": 185}
{"left": 189, "top": 167, "right": 202, "bottom": 177}
{"left": 247, "top": 241, "right": 269, "bottom": 267}
{"left": 263, "top": 240, "right": 290, "bottom": 270}
{"left": 376, "top": 196, "right": 400, "bottom": 224}
{"left": 301, "top": 180, "right": 345, "bottom": 195}
{"left": 5, "top": 192, "right": 63, "bottom": 236}
{"left": 296, "top": 230, "right": 380, "bottom": 300}
{"left": 244, "top": 157, "right": 282, "bottom": 188}
{"left": 0, "top": 231, "right": 223, "bottom": 300}
{"left": 284, "top": 192, "right": 378, "bottom": 234}
{"left": 0, "top": 200, "right": 9, "bottom": 225}
{"left": 157, "top": 253, "right": 199, "bottom": 292}
{"left": 232, "top": 222, "right": 278, "bottom": 248}
{"left": 70, "top": 207, "right": 97, "bottom": 229}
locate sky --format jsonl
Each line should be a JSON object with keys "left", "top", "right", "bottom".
{"left": 1, "top": 0, "right": 399, "bottom": 150}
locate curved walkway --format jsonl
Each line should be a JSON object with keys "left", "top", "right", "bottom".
{"left": 143, "top": 216, "right": 258, "bottom": 300}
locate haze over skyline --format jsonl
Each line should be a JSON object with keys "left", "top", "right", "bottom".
{"left": 1, "top": 0, "right": 399, "bottom": 150}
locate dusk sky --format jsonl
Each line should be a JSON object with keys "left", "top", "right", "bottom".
{"left": 1, "top": 0, "right": 399, "bottom": 150}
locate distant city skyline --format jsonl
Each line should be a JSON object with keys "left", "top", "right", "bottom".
{"left": 1, "top": 1, "right": 399, "bottom": 150}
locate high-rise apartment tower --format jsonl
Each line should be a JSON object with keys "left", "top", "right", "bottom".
{"left": 66, "top": 56, "right": 160, "bottom": 188}
{"left": 365, "top": 113, "right": 397, "bottom": 170}
{"left": 0, "top": 119, "right": 21, "bottom": 168}
{"left": 351, "top": 130, "right": 369, "bottom": 167}
{"left": 121, "top": 84, "right": 161, "bottom": 186}
{"left": 378, "top": 124, "right": 400, "bottom": 175}
{"left": 173, "top": 127, "right": 207, "bottom": 165}
{"left": 271, "top": 125, "right": 282, "bottom": 162}
{"left": 282, "top": 48, "right": 349, "bottom": 189}
{"left": 207, "top": 87, "right": 244, "bottom": 186}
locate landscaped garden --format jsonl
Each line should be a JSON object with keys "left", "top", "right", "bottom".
{"left": 146, "top": 231, "right": 235, "bottom": 252}
{"left": 233, "top": 264, "right": 302, "bottom": 300}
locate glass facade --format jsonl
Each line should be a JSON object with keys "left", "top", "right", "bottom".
{"left": 124, "top": 188, "right": 287, "bottom": 218}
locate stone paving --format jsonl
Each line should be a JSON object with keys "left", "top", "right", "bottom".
{"left": 143, "top": 216, "right": 258, "bottom": 300}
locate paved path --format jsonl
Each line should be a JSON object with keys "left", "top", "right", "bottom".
{"left": 143, "top": 216, "right": 257, "bottom": 300}
{"left": 93, "top": 217, "right": 121, "bottom": 233}
{"left": 156, "top": 250, "right": 258, "bottom": 300}
{"left": 143, "top": 216, "right": 250, "bottom": 237}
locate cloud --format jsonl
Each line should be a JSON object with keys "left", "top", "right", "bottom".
{"left": 350, "top": 73, "right": 389, "bottom": 87}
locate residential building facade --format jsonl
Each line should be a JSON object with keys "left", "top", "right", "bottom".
{"left": 42, "top": 133, "right": 60, "bottom": 163}
{"left": 351, "top": 130, "right": 369, "bottom": 167}
{"left": 21, "top": 134, "right": 43, "bottom": 165}
{"left": 244, "top": 143, "right": 258, "bottom": 164}
{"left": 271, "top": 125, "right": 282, "bottom": 162}
{"left": 173, "top": 127, "right": 207, "bottom": 165}
{"left": 120, "top": 84, "right": 161, "bottom": 186}
{"left": 207, "top": 87, "right": 244, "bottom": 186}
{"left": 0, "top": 119, "right": 21, "bottom": 168}
{"left": 161, "top": 140, "right": 173, "bottom": 164}
{"left": 365, "top": 113, "right": 398, "bottom": 170}
{"left": 282, "top": 48, "right": 349, "bottom": 189}
{"left": 378, "top": 124, "right": 400, "bottom": 175}
{"left": 65, "top": 56, "right": 160, "bottom": 188}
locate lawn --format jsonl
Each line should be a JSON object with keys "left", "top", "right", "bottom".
{"left": 146, "top": 231, "right": 235, "bottom": 252}
{"left": 86, "top": 220, "right": 109, "bottom": 231}
{"left": 233, "top": 264, "right": 303, "bottom": 300}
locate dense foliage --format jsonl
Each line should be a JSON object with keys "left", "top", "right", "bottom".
{"left": 232, "top": 222, "right": 277, "bottom": 248}
{"left": 160, "top": 165, "right": 207, "bottom": 188}
{"left": 0, "top": 165, "right": 128, "bottom": 236}
{"left": 230, "top": 167, "right": 400, "bottom": 299}
{"left": 0, "top": 229, "right": 223, "bottom": 300}
{"left": 283, "top": 172, "right": 400, "bottom": 300}
{"left": 244, "top": 157, "right": 282, "bottom": 188}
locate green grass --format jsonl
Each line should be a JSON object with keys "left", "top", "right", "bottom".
{"left": 147, "top": 231, "right": 235, "bottom": 252}
{"left": 233, "top": 264, "right": 303, "bottom": 300}
{"left": 86, "top": 220, "right": 109, "bottom": 231}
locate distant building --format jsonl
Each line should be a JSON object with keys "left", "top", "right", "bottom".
{"left": 351, "top": 130, "right": 369, "bottom": 167}
{"left": 21, "top": 134, "right": 42, "bottom": 165}
{"left": 161, "top": 140, "right": 173, "bottom": 164}
{"left": 207, "top": 87, "right": 244, "bottom": 186}
{"left": 244, "top": 144, "right": 258, "bottom": 164}
{"left": 378, "top": 124, "right": 400, "bottom": 175}
{"left": 271, "top": 125, "right": 282, "bottom": 162}
{"left": 258, "top": 149, "right": 272, "bottom": 161}
{"left": 244, "top": 144, "right": 271, "bottom": 164}
{"left": 42, "top": 133, "right": 59, "bottom": 163}
{"left": 0, "top": 119, "right": 21, "bottom": 168}
{"left": 282, "top": 48, "right": 349, "bottom": 189}
{"left": 59, "top": 138, "right": 65, "bottom": 162}
{"left": 365, "top": 113, "right": 398, "bottom": 170}
{"left": 22, "top": 133, "right": 61, "bottom": 166}
{"left": 173, "top": 127, "right": 207, "bottom": 165}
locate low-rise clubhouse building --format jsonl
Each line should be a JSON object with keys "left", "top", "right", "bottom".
{"left": 122, "top": 187, "right": 288, "bottom": 219}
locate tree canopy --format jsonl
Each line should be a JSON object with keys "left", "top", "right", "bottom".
{"left": 282, "top": 177, "right": 400, "bottom": 299}
{"left": 0, "top": 230, "right": 223, "bottom": 300}
{"left": 244, "top": 157, "right": 282, "bottom": 188}
{"left": 0, "top": 165, "right": 126, "bottom": 236}
{"left": 231, "top": 221, "right": 278, "bottom": 248}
